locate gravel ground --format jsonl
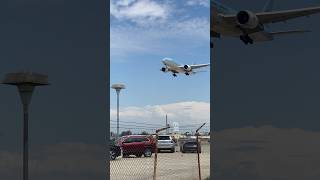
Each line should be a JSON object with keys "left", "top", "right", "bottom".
{"left": 110, "top": 143, "right": 210, "bottom": 180}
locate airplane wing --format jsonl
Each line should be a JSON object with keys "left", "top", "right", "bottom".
{"left": 191, "top": 70, "right": 207, "bottom": 75}
{"left": 190, "top": 64, "right": 210, "bottom": 69}
{"left": 256, "top": 6, "right": 320, "bottom": 24}
{"left": 221, "top": 6, "right": 320, "bottom": 24}
{"left": 269, "top": 29, "right": 311, "bottom": 35}
{"left": 249, "top": 29, "right": 311, "bottom": 42}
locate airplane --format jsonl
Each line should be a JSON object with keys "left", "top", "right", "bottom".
{"left": 211, "top": 0, "right": 320, "bottom": 46}
{"left": 160, "top": 58, "right": 210, "bottom": 77}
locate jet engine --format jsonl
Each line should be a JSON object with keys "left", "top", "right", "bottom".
{"left": 236, "top": 10, "right": 259, "bottom": 29}
{"left": 184, "top": 65, "right": 192, "bottom": 71}
{"left": 161, "top": 67, "right": 168, "bottom": 72}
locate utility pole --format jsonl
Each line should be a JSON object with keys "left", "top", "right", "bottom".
{"left": 165, "top": 114, "right": 169, "bottom": 134}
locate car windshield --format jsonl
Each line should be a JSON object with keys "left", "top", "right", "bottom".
{"left": 158, "top": 136, "right": 170, "bottom": 140}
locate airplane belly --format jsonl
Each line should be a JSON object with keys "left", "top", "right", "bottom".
{"left": 168, "top": 67, "right": 183, "bottom": 73}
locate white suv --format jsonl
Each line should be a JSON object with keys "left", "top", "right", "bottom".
{"left": 157, "top": 135, "right": 175, "bottom": 153}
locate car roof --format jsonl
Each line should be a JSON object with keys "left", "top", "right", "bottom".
{"left": 125, "top": 135, "right": 147, "bottom": 138}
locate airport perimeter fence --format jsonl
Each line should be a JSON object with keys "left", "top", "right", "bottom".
{"left": 154, "top": 135, "right": 210, "bottom": 180}
{"left": 110, "top": 123, "right": 210, "bottom": 180}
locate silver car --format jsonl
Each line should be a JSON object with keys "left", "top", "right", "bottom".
{"left": 157, "top": 135, "right": 175, "bottom": 153}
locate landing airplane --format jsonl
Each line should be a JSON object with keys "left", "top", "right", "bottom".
{"left": 211, "top": 0, "right": 320, "bottom": 46}
{"left": 160, "top": 58, "right": 210, "bottom": 77}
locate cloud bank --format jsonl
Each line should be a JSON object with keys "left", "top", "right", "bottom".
{"left": 110, "top": 101, "right": 210, "bottom": 133}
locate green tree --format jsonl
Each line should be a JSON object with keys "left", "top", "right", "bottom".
{"left": 140, "top": 131, "right": 149, "bottom": 135}
{"left": 120, "top": 130, "right": 132, "bottom": 136}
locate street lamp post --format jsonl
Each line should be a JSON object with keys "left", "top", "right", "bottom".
{"left": 2, "top": 72, "right": 49, "bottom": 180}
{"left": 111, "top": 83, "right": 125, "bottom": 139}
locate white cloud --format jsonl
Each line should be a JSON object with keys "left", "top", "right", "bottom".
{"left": 110, "top": 101, "right": 210, "bottom": 133}
{"left": 110, "top": 0, "right": 170, "bottom": 25}
{"left": 115, "top": 0, "right": 137, "bottom": 6}
{"left": 110, "top": 0, "right": 209, "bottom": 61}
{"left": 186, "top": 0, "right": 209, "bottom": 7}
{"left": 110, "top": 17, "right": 209, "bottom": 60}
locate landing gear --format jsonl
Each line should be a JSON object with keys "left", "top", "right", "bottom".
{"left": 173, "top": 73, "right": 177, "bottom": 77}
{"left": 240, "top": 35, "right": 253, "bottom": 45}
{"left": 185, "top": 72, "right": 189, "bottom": 76}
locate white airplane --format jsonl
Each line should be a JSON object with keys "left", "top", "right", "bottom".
{"left": 211, "top": 0, "right": 320, "bottom": 46}
{"left": 160, "top": 58, "right": 210, "bottom": 77}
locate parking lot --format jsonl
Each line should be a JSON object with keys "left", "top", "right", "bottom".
{"left": 110, "top": 142, "right": 210, "bottom": 180}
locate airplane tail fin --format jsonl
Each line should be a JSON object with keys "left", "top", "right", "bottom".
{"left": 262, "top": 0, "right": 274, "bottom": 12}
{"left": 270, "top": 29, "right": 311, "bottom": 36}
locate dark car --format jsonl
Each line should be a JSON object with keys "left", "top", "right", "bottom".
{"left": 118, "top": 135, "right": 156, "bottom": 158}
{"left": 180, "top": 140, "right": 201, "bottom": 153}
{"left": 110, "top": 139, "right": 121, "bottom": 160}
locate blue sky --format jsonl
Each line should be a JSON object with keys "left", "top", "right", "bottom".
{"left": 110, "top": 0, "right": 210, "bottom": 133}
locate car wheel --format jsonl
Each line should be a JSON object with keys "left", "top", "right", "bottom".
{"left": 144, "top": 148, "right": 152, "bottom": 157}
{"left": 171, "top": 148, "right": 175, "bottom": 153}
{"left": 122, "top": 153, "right": 128, "bottom": 158}
{"left": 110, "top": 151, "right": 116, "bottom": 160}
{"left": 135, "top": 153, "right": 143, "bottom": 158}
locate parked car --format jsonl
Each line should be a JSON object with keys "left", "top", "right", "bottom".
{"left": 118, "top": 135, "right": 156, "bottom": 158}
{"left": 180, "top": 139, "right": 201, "bottom": 153}
{"left": 110, "top": 139, "right": 121, "bottom": 160}
{"left": 157, "top": 135, "right": 175, "bottom": 153}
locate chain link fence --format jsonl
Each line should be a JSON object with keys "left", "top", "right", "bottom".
{"left": 110, "top": 123, "right": 210, "bottom": 180}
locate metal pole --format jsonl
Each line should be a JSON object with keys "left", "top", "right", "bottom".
{"left": 23, "top": 104, "right": 29, "bottom": 180}
{"left": 196, "top": 123, "right": 206, "bottom": 180}
{"left": 165, "top": 115, "right": 168, "bottom": 134}
{"left": 153, "top": 126, "right": 170, "bottom": 180}
{"left": 153, "top": 133, "right": 159, "bottom": 180}
{"left": 116, "top": 90, "right": 120, "bottom": 139}
{"left": 196, "top": 133, "right": 201, "bottom": 180}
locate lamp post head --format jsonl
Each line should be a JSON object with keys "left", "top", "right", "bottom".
{"left": 111, "top": 83, "right": 125, "bottom": 94}
{"left": 2, "top": 72, "right": 49, "bottom": 86}
{"left": 2, "top": 72, "right": 49, "bottom": 106}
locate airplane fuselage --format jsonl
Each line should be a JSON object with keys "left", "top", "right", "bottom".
{"left": 211, "top": 1, "right": 239, "bottom": 37}
{"left": 162, "top": 59, "right": 186, "bottom": 73}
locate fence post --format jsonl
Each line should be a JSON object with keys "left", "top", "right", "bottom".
{"left": 196, "top": 123, "right": 206, "bottom": 180}
{"left": 153, "top": 126, "right": 170, "bottom": 180}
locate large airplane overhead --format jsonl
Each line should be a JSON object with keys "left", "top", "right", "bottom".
{"left": 160, "top": 58, "right": 210, "bottom": 77}
{"left": 211, "top": 0, "right": 320, "bottom": 46}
